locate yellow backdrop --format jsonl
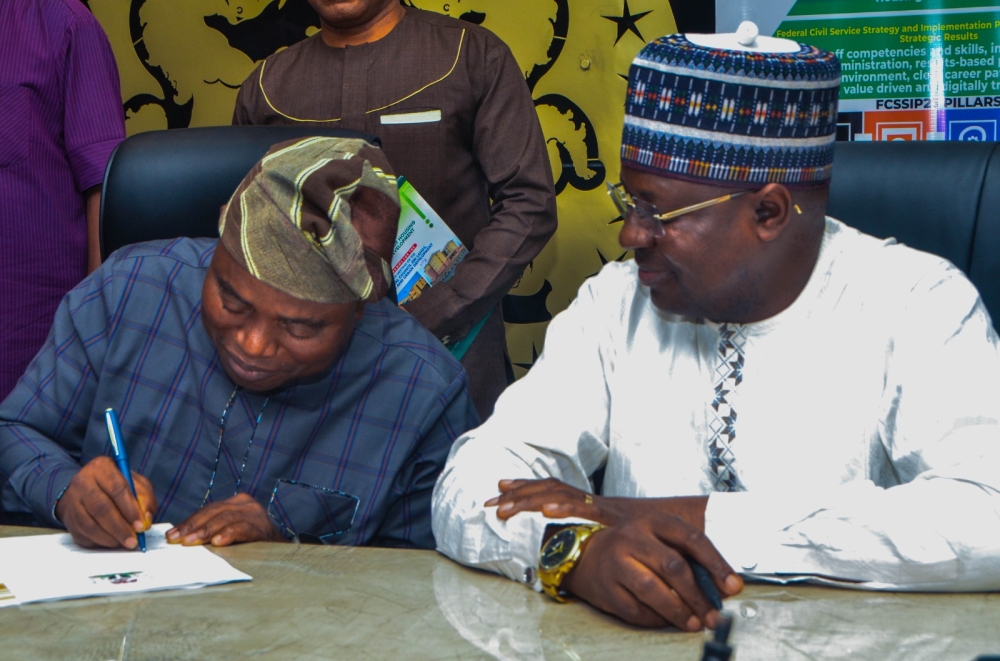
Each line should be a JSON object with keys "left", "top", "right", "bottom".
{"left": 88, "top": 0, "right": 677, "bottom": 375}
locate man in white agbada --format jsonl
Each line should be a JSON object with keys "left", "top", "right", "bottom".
{"left": 431, "top": 26, "right": 1000, "bottom": 632}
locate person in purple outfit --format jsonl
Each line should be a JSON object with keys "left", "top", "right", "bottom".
{"left": 0, "top": 0, "right": 125, "bottom": 400}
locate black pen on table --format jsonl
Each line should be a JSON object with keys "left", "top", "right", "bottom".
{"left": 104, "top": 408, "right": 146, "bottom": 552}
{"left": 691, "top": 561, "right": 736, "bottom": 659}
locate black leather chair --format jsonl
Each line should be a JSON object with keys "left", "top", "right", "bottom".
{"left": 828, "top": 141, "right": 1000, "bottom": 324}
{"left": 99, "top": 126, "right": 380, "bottom": 259}
{"left": 101, "top": 129, "right": 1000, "bottom": 323}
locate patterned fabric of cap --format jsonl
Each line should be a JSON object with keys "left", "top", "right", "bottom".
{"left": 219, "top": 136, "right": 400, "bottom": 303}
{"left": 622, "top": 34, "right": 841, "bottom": 187}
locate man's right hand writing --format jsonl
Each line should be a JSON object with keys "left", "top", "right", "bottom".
{"left": 55, "top": 456, "right": 157, "bottom": 550}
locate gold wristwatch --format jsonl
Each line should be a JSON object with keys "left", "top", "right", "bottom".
{"left": 538, "top": 523, "right": 605, "bottom": 602}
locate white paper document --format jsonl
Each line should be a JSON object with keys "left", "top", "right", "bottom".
{"left": 0, "top": 523, "right": 251, "bottom": 607}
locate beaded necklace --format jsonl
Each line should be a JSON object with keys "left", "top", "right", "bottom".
{"left": 201, "top": 386, "right": 270, "bottom": 507}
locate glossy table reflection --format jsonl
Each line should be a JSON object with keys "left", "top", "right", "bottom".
{"left": 1, "top": 525, "right": 997, "bottom": 661}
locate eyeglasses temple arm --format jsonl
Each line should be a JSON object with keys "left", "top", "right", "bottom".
{"left": 655, "top": 190, "right": 749, "bottom": 221}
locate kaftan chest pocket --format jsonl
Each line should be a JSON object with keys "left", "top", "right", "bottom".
{"left": 367, "top": 106, "right": 455, "bottom": 150}
{"left": 379, "top": 109, "right": 442, "bottom": 125}
{"left": 0, "top": 86, "right": 29, "bottom": 167}
{"left": 267, "top": 479, "right": 359, "bottom": 543}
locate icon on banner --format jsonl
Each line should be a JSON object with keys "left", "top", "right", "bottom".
{"left": 876, "top": 122, "right": 923, "bottom": 141}
{"left": 835, "top": 112, "right": 863, "bottom": 142}
{"left": 949, "top": 120, "right": 996, "bottom": 142}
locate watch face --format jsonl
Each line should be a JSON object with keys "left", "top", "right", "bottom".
{"left": 540, "top": 528, "right": 579, "bottom": 570}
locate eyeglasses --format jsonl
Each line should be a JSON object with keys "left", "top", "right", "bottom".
{"left": 606, "top": 181, "right": 750, "bottom": 237}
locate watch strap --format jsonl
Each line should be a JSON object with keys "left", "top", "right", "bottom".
{"left": 538, "top": 523, "right": 605, "bottom": 602}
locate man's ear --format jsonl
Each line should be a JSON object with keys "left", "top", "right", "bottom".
{"left": 752, "top": 183, "right": 793, "bottom": 243}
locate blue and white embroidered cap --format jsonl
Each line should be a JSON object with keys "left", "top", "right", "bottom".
{"left": 622, "top": 22, "right": 841, "bottom": 187}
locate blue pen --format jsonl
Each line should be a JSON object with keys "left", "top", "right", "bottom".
{"left": 104, "top": 408, "right": 146, "bottom": 552}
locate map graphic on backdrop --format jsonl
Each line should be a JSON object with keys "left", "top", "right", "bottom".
{"left": 88, "top": 0, "right": 683, "bottom": 375}
{"left": 721, "top": 0, "right": 1000, "bottom": 143}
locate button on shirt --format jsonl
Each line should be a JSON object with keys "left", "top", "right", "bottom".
{"left": 433, "top": 218, "right": 1000, "bottom": 590}
{"left": 0, "top": 239, "right": 479, "bottom": 548}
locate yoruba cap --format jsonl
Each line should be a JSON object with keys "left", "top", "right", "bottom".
{"left": 219, "top": 136, "right": 400, "bottom": 304}
{"left": 621, "top": 23, "right": 841, "bottom": 187}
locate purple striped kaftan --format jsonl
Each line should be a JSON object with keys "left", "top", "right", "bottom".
{"left": 0, "top": 0, "right": 125, "bottom": 398}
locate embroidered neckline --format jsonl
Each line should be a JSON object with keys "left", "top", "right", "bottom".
{"left": 258, "top": 29, "right": 466, "bottom": 124}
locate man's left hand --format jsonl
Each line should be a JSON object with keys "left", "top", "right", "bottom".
{"left": 484, "top": 478, "right": 709, "bottom": 531}
{"left": 166, "top": 493, "right": 285, "bottom": 546}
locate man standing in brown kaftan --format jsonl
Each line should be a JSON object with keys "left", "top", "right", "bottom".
{"left": 232, "top": 0, "right": 558, "bottom": 419}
